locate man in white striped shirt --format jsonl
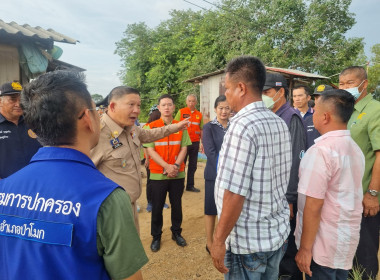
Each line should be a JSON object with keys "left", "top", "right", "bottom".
{"left": 211, "top": 56, "right": 292, "bottom": 280}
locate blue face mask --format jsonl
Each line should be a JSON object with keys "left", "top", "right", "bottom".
{"left": 345, "top": 80, "right": 365, "bottom": 100}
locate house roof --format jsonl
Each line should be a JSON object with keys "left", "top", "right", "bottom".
{"left": 185, "top": 66, "right": 329, "bottom": 83}
{"left": 47, "top": 59, "right": 86, "bottom": 72}
{"left": 0, "top": 19, "right": 78, "bottom": 44}
{"left": 266, "top": 66, "right": 329, "bottom": 80}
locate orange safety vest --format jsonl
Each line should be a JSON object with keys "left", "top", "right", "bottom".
{"left": 148, "top": 119, "right": 185, "bottom": 175}
{"left": 178, "top": 107, "right": 202, "bottom": 142}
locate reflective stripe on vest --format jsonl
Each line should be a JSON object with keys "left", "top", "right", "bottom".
{"left": 148, "top": 119, "right": 185, "bottom": 174}
{"left": 154, "top": 141, "right": 182, "bottom": 146}
{"left": 179, "top": 108, "right": 202, "bottom": 142}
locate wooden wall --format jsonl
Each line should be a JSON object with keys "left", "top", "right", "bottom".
{"left": 0, "top": 44, "right": 20, "bottom": 85}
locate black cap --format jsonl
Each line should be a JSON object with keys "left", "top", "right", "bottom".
{"left": 313, "top": 84, "right": 333, "bottom": 96}
{"left": 263, "top": 73, "right": 288, "bottom": 91}
{"left": 96, "top": 93, "right": 110, "bottom": 107}
{"left": 0, "top": 82, "right": 22, "bottom": 96}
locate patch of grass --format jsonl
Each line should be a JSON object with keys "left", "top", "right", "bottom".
{"left": 349, "top": 264, "right": 376, "bottom": 280}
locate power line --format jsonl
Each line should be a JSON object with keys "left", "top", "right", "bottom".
{"left": 183, "top": 0, "right": 209, "bottom": 10}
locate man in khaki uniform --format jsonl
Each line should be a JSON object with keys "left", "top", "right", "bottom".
{"left": 91, "top": 86, "right": 189, "bottom": 231}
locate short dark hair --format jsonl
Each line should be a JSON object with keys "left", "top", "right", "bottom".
{"left": 340, "top": 66, "right": 367, "bottom": 80}
{"left": 147, "top": 110, "right": 161, "bottom": 123}
{"left": 293, "top": 85, "right": 311, "bottom": 96}
{"left": 214, "top": 95, "right": 227, "bottom": 108}
{"left": 225, "top": 55, "right": 266, "bottom": 92}
{"left": 158, "top": 94, "right": 174, "bottom": 104}
{"left": 21, "top": 70, "right": 92, "bottom": 146}
{"left": 319, "top": 89, "right": 355, "bottom": 123}
{"left": 108, "top": 86, "right": 140, "bottom": 104}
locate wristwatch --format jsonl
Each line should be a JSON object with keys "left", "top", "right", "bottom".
{"left": 174, "top": 163, "right": 180, "bottom": 168}
{"left": 367, "top": 189, "right": 379, "bottom": 197}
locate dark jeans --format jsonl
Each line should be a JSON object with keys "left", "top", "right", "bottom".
{"left": 279, "top": 203, "right": 303, "bottom": 280}
{"left": 184, "top": 141, "right": 199, "bottom": 189}
{"left": 306, "top": 260, "right": 348, "bottom": 280}
{"left": 146, "top": 167, "right": 152, "bottom": 203}
{"left": 352, "top": 212, "right": 380, "bottom": 280}
{"left": 150, "top": 178, "right": 185, "bottom": 238}
{"left": 224, "top": 241, "right": 288, "bottom": 280}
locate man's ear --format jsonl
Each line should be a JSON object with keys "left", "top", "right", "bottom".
{"left": 109, "top": 101, "right": 116, "bottom": 113}
{"left": 362, "top": 79, "right": 369, "bottom": 90}
{"left": 324, "top": 112, "right": 331, "bottom": 125}
{"left": 81, "top": 109, "right": 96, "bottom": 132}
{"left": 279, "top": 88, "right": 285, "bottom": 98}
{"left": 238, "top": 82, "right": 248, "bottom": 97}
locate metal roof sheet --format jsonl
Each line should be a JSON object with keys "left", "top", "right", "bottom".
{"left": 266, "top": 66, "right": 329, "bottom": 79}
{"left": 185, "top": 66, "right": 329, "bottom": 83}
{"left": 0, "top": 19, "right": 78, "bottom": 44}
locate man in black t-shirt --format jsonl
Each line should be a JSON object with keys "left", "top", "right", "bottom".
{"left": 0, "top": 82, "right": 41, "bottom": 179}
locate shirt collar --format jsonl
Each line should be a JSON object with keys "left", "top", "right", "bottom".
{"left": 314, "top": 130, "right": 351, "bottom": 144}
{"left": 0, "top": 113, "right": 5, "bottom": 123}
{"left": 234, "top": 101, "right": 266, "bottom": 119}
{"left": 30, "top": 147, "right": 96, "bottom": 168}
{"left": 102, "top": 113, "right": 125, "bottom": 136}
{"left": 354, "top": 94, "right": 373, "bottom": 113}
{"left": 210, "top": 117, "right": 230, "bottom": 132}
{"left": 0, "top": 112, "right": 24, "bottom": 124}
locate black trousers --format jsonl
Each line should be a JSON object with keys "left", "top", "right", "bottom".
{"left": 352, "top": 213, "right": 380, "bottom": 280}
{"left": 150, "top": 178, "right": 185, "bottom": 238}
{"left": 279, "top": 202, "right": 303, "bottom": 280}
{"left": 184, "top": 141, "right": 199, "bottom": 189}
{"left": 146, "top": 167, "right": 152, "bottom": 203}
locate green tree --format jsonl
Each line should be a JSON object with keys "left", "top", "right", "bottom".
{"left": 368, "top": 44, "right": 380, "bottom": 100}
{"left": 115, "top": 0, "right": 365, "bottom": 117}
{"left": 91, "top": 94, "right": 104, "bottom": 104}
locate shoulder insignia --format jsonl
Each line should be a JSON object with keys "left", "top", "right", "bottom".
{"left": 357, "top": 113, "right": 366, "bottom": 120}
{"left": 27, "top": 129, "right": 37, "bottom": 139}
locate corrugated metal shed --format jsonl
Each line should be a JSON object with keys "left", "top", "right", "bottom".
{"left": 266, "top": 66, "right": 328, "bottom": 79}
{"left": 185, "top": 67, "right": 328, "bottom": 83}
{"left": 0, "top": 19, "right": 78, "bottom": 44}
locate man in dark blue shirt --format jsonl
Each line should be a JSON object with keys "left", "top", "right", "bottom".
{"left": 0, "top": 82, "right": 41, "bottom": 179}
{"left": 304, "top": 84, "right": 333, "bottom": 150}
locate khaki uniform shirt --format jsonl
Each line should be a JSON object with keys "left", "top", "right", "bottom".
{"left": 90, "top": 113, "right": 178, "bottom": 229}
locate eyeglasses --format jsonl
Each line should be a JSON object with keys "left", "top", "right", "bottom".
{"left": 78, "top": 108, "right": 97, "bottom": 120}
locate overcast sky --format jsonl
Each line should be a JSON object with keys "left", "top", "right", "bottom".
{"left": 1, "top": 0, "right": 378, "bottom": 97}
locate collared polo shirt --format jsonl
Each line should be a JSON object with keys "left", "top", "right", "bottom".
{"left": 348, "top": 94, "right": 380, "bottom": 201}
{"left": 0, "top": 114, "right": 41, "bottom": 178}
{"left": 296, "top": 106, "right": 314, "bottom": 119}
{"left": 215, "top": 101, "right": 291, "bottom": 254}
{"left": 295, "top": 130, "right": 364, "bottom": 269}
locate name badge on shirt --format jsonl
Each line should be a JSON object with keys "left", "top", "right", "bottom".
{"left": 110, "top": 137, "right": 123, "bottom": 149}
{"left": 110, "top": 131, "right": 123, "bottom": 149}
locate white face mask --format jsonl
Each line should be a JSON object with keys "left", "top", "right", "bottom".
{"left": 262, "top": 89, "right": 280, "bottom": 110}
{"left": 345, "top": 80, "right": 365, "bottom": 100}
{"left": 262, "top": 94, "right": 274, "bottom": 109}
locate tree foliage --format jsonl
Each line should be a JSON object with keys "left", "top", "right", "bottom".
{"left": 368, "top": 44, "right": 380, "bottom": 100}
{"left": 91, "top": 94, "right": 104, "bottom": 104}
{"left": 115, "top": 0, "right": 366, "bottom": 121}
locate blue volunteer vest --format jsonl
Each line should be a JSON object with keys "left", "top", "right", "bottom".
{"left": 275, "top": 102, "right": 303, "bottom": 129}
{"left": 0, "top": 147, "right": 119, "bottom": 280}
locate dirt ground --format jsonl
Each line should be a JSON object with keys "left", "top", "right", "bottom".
{"left": 137, "top": 162, "right": 223, "bottom": 280}
{"left": 137, "top": 162, "right": 380, "bottom": 280}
